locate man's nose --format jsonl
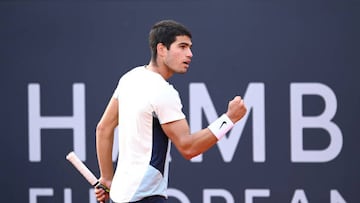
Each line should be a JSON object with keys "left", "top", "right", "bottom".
{"left": 187, "top": 48, "right": 193, "bottom": 58}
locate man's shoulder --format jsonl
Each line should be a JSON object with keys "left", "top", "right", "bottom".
{"left": 119, "top": 66, "right": 147, "bottom": 81}
{"left": 123, "top": 66, "right": 145, "bottom": 75}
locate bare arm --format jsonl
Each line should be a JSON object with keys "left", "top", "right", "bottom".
{"left": 162, "top": 96, "right": 247, "bottom": 160}
{"left": 95, "top": 97, "right": 118, "bottom": 201}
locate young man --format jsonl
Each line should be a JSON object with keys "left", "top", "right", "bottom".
{"left": 94, "top": 20, "right": 247, "bottom": 203}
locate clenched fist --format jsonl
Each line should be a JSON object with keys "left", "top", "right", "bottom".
{"left": 226, "top": 96, "right": 247, "bottom": 124}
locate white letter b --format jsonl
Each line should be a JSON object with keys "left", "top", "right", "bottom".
{"left": 290, "top": 83, "right": 343, "bottom": 162}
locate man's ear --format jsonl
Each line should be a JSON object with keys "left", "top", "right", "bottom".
{"left": 157, "top": 43, "right": 167, "bottom": 57}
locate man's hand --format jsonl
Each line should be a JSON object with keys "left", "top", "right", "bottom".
{"left": 226, "top": 96, "right": 247, "bottom": 124}
{"left": 94, "top": 178, "right": 111, "bottom": 203}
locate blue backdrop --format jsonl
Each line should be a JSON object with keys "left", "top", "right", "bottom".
{"left": 1, "top": 0, "right": 359, "bottom": 202}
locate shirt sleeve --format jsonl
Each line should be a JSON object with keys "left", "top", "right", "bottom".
{"left": 152, "top": 85, "right": 186, "bottom": 124}
{"left": 112, "top": 79, "right": 121, "bottom": 99}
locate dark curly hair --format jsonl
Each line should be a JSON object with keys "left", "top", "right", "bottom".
{"left": 149, "top": 20, "right": 192, "bottom": 62}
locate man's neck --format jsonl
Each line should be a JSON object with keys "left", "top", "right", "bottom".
{"left": 146, "top": 61, "right": 173, "bottom": 80}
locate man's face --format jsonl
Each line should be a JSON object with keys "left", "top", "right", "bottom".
{"left": 163, "top": 35, "right": 193, "bottom": 74}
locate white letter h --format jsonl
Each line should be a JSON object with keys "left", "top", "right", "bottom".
{"left": 28, "top": 83, "right": 86, "bottom": 162}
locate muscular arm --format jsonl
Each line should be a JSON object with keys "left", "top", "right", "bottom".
{"left": 96, "top": 97, "right": 118, "bottom": 185}
{"left": 162, "top": 119, "right": 218, "bottom": 160}
{"left": 162, "top": 96, "right": 247, "bottom": 160}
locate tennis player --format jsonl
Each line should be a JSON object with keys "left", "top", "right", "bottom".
{"left": 94, "top": 19, "right": 247, "bottom": 203}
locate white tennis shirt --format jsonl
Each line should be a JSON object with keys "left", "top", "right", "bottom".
{"left": 110, "top": 66, "right": 185, "bottom": 202}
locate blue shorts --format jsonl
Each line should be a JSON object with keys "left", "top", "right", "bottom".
{"left": 131, "top": 195, "right": 166, "bottom": 203}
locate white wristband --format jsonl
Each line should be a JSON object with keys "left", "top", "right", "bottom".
{"left": 208, "top": 114, "right": 234, "bottom": 140}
